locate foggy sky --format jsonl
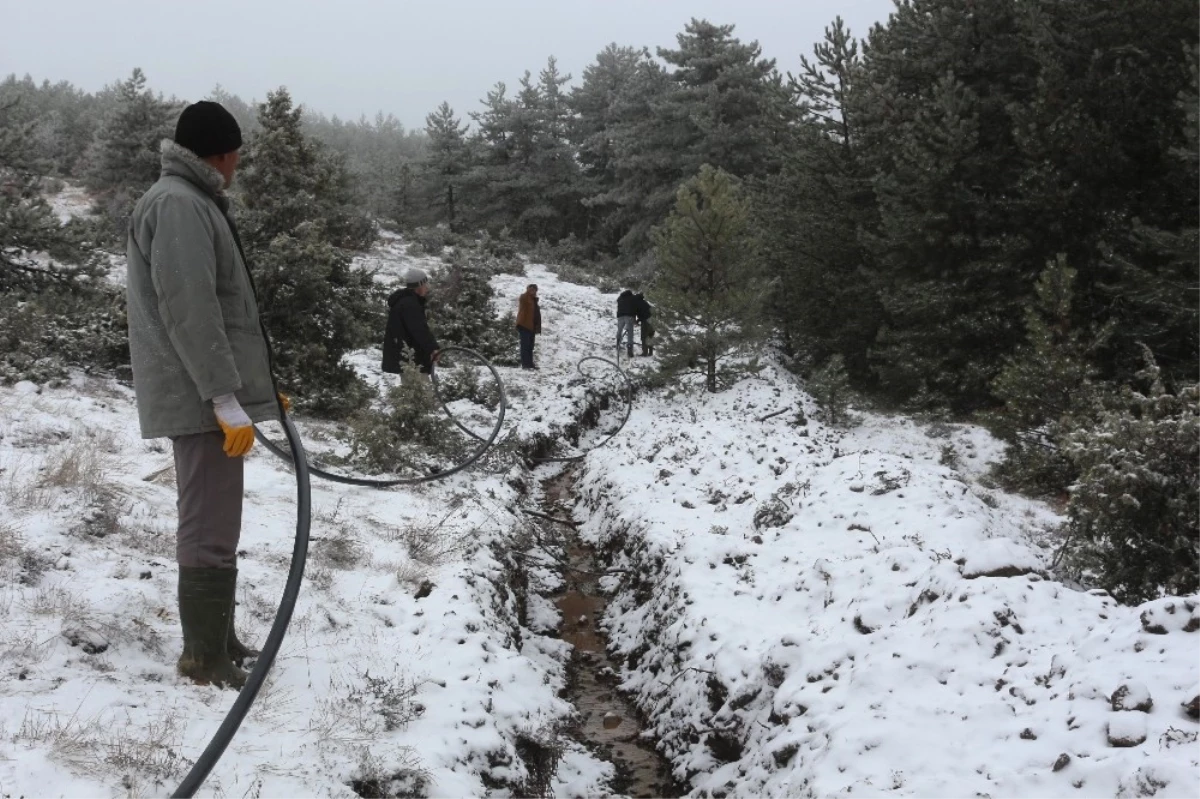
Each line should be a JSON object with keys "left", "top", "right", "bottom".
{"left": 1, "top": 0, "right": 895, "bottom": 130}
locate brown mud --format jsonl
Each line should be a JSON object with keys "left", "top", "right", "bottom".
{"left": 540, "top": 468, "right": 680, "bottom": 799}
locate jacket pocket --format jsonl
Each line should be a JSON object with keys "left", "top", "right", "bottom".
{"left": 227, "top": 326, "right": 274, "bottom": 406}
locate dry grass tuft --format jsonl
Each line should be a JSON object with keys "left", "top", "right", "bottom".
{"left": 312, "top": 523, "right": 369, "bottom": 571}
{"left": 15, "top": 703, "right": 192, "bottom": 783}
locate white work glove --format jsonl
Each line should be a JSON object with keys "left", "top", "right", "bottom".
{"left": 212, "top": 393, "right": 255, "bottom": 457}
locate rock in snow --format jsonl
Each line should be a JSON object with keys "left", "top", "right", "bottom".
{"left": 1111, "top": 682, "right": 1153, "bottom": 713}
{"left": 960, "top": 537, "right": 1043, "bottom": 579}
{"left": 1107, "top": 713, "right": 1148, "bottom": 748}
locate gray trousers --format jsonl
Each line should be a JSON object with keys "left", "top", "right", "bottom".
{"left": 617, "top": 316, "right": 636, "bottom": 350}
{"left": 173, "top": 431, "right": 243, "bottom": 568}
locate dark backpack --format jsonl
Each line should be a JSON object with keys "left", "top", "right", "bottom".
{"left": 636, "top": 295, "right": 653, "bottom": 320}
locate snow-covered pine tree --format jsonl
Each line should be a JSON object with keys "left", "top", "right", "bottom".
{"left": 238, "top": 87, "right": 375, "bottom": 252}
{"left": 428, "top": 256, "right": 516, "bottom": 365}
{"left": 349, "top": 361, "right": 454, "bottom": 473}
{"left": 236, "top": 88, "right": 379, "bottom": 416}
{"left": 301, "top": 110, "right": 425, "bottom": 225}
{"left": 1063, "top": 348, "right": 1199, "bottom": 604}
{"left": 82, "top": 68, "right": 177, "bottom": 238}
{"left": 1, "top": 100, "right": 125, "bottom": 383}
{"left": 652, "top": 165, "right": 765, "bottom": 393}
{"left": 0, "top": 74, "right": 101, "bottom": 178}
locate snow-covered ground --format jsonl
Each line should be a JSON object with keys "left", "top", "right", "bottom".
{"left": 577, "top": 367, "right": 1200, "bottom": 798}
{"left": 0, "top": 229, "right": 636, "bottom": 797}
{"left": 4, "top": 188, "right": 1197, "bottom": 797}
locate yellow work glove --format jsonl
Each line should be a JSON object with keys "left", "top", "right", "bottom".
{"left": 277, "top": 392, "right": 292, "bottom": 413}
{"left": 212, "top": 393, "right": 255, "bottom": 458}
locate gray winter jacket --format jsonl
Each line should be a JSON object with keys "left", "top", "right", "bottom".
{"left": 126, "top": 140, "right": 277, "bottom": 439}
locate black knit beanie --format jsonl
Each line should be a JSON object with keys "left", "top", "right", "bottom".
{"left": 174, "top": 101, "right": 242, "bottom": 158}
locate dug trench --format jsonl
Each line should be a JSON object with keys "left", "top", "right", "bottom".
{"left": 541, "top": 465, "right": 680, "bottom": 798}
{"left": 350, "top": 374, "right": 681, "bottom": 796}
{"left": 345, "top": 373, "right": 670, "bottom": 799}
{"left": 506, "top": 387, "right": 682, "bottom": 797}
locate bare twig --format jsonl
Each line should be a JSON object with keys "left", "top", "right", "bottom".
{"left": 757, "top": 407, "right": 791, "bottom": 423}
{"left": 142, "top": 464, "right": 173, "bottom": 483}
{"left": 521, "top": 507, "right": 579, "bottom": 527}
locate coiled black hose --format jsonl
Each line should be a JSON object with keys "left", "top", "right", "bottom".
{"left": 254, "top": 346, "right": 507, "bottom": 488}
{"left": 172, "top": 409, "right": 311, "bottom": 798}
{"left": 533, "top": 356, "right": 634, "bottom": 463}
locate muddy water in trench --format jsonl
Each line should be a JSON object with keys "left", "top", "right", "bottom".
{"left": 540, "top": 469, "right": 677, "bottom": 799}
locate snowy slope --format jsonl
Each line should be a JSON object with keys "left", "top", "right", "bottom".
{"left": 6, "top": 187, "right": 1197, "bottom": 798}
{"left": 0, "top": 232, "right": 637, "bottom": 797}
{"left": 577, "top": 366, "right": 1200, "bottom": 798}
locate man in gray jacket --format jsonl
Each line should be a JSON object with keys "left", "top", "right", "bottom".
{"left": 127, "top": 101, "right": 281, "bottom": 689}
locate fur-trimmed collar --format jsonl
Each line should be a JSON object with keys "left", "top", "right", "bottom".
{"left": 160, "top": 139, "right": 226, "bottom": 197}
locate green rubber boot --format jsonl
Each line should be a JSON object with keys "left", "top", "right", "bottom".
{"left": 177, "top": 567, "right": 247, "bottom": 690}
{"left": 226, "top": 569, "right": 260, "bottom": 666}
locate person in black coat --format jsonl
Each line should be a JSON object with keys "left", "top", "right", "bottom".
{"left": 616, "top": 289, "right": 637, "bottom": 358}
{"left": 382, "top": 268, "right": 440, "bottom": 375}
{"left": 634, "top": 292, "right": 654, "bottom": 356}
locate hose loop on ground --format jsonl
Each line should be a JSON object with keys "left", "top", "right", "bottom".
{"left": 533, "top": 356, "right": 633, "bottom": 463}
{"left": 255, "top": 346, "right": 507, "bottom": 487}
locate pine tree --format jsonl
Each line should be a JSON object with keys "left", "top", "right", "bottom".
{"left": 1063, "top": 349, "right": 1199, "bottom": 604}
{"left": 527, "top": 57, "right": 585, "bottom": 242}
{"left": 428, "top": 256, "right": 514, "bottom": 364}
{"left": 853, "top": 0, "right": 1198, "bottom": 411}
{"left": 656, "top": 20, "right": 789, "bottom": 179}
{"left": 584, "top": 54, "right": 674, "bottom": 256}
{"left": 301, "top": 109, "right": 426, "bottom": 224}
{"left": 852, "top": 1, "right": 1035, "bottom": 411}
{"left": 236, "top": 88, "right": 379, "bottom": 415}
{"left": 0, "top": 99, "right": 104, "bottom": 293}
{"left": 652, "top": 165, "right": 765, "bottom": 392}
{"left": 84, "top": 68, "right": 176, "bottom": 191}
{"left": 388, "top": 160, "right": 418, "bottom": 227}
{"left": 1092, "top": 41, "right": 1199, "bottom": 386}
{"left": 0, "top": 75, "right": 101, "bottom": 178}
{"left": 464, "top": 81, "right": 519, "bottom": 232}
{"left": 990, "top": 255, "right": 1109, "bottom": 494}
{"left": 238, "top": 88, "right": 375, "bottom": 252}
{"left": 604, "top": 19, "right": 791, "bottom": 257}
{"left": 857, "top": 5, "right": 1037, "bottom": 411}
{"left": 423, "top": 102, "right": 469, "bottom": 228}
{"left": 570, "top": 44, "right": 653, "bottom": 251}
{"left": 1, "top": 98, "right": 126, "bottom": 383}
{"left": 538, "top": 57, "right": 572, "bottom": 144}
{"left": 808, "top": 354, "right": 856, "bottom": 427}
{"left": 349, "top": 361, "right": 454, "bottom": 473}
{"left": 465, "top": 61, "right": 583, "bottom": 242}
{"left": 82, "top": 68, "right": 177, "bottom": 236}
{"left": 755, "top": 17, "right": 880, "bottom": 380}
